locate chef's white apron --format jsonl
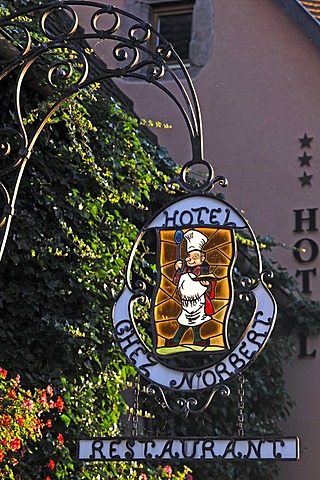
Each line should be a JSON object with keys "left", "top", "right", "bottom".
{"left": 177, "top": 272, "right": 212, "bottom": 326}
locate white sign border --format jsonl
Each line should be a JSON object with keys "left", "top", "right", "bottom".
{"left": 112, "top": 195, "right": 277, "bottom": 392}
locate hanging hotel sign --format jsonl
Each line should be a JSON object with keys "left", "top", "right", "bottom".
{"left": 79, "top": 193, "right": 299, "bottom": 462}
{"left": 112, "top": 194, "right": 276, "bottom": 391}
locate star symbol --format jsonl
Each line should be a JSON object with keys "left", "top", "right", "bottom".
{"left": 298, "top": 152, "right": 312, "bottom": 166}
{"left": 299, "top": 171, "right": 313, "bottom": 186}
{"left": 299, "top": 133, "right": 313, "bottom": 148}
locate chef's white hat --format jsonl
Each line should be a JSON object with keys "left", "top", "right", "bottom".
{"left": 184, "top": 229, "right": 208, "bottom": 253}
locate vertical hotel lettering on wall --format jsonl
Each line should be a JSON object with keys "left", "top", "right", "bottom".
{"left": 294, "top": 133, "right": 318, "bottom": 295}
{"left": 294, "top": 134, "right": 317, "bottom": 358}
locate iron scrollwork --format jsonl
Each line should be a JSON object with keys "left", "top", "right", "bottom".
{"left": 0, "top": 0, "right": 216, "bottom": 260}
{"left": 146, "top": 383, "right": 231, "bottom": 418}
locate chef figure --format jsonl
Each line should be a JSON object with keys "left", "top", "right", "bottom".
{"left": 170, "top": 229, "right": 217, "bottom": 347}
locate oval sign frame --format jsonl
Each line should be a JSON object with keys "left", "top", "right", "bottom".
{"left": 112, "top": 194, "right": 277, "bottom": 392}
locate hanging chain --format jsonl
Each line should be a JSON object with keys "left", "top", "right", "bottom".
{"left": 237, "top": 373, "right": 245, "bottom": 437}
{"left": 131, "top": 374, "right": 140, "bottom": 437}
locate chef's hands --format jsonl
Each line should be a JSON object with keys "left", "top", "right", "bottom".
{"left": 175, "top": 260, "right": 183, "bottom": 270}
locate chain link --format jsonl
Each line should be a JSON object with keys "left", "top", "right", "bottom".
{"left": 131, "top": 374, "right": 140, "bottom": 437}
{"left": 237, "top": 373, "right": 245, "bottom": 437}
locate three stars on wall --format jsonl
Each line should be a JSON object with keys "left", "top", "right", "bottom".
{"left": 298, "top": 133, "right": 313, "bottom": 187}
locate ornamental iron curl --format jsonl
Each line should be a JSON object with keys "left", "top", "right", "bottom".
{"left": 146, "top": 383, "right": 231, "bottom": 417}
{"left": 0, "top": 0, "right": 216, "bottom": 260}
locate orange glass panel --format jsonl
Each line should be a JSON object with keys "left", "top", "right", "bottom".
{"left": 213, "top": 304, "right": 229, "bottom": 323}
{"left": 153, "top": 227, "right": 236, "bottom": 355}
{"left": 157, "top": 320, "right": 179, "bottom": 338}
{"left": 200, "top": 320, "right": 224, "bottom": 338}
{"left": 213, "top": 265, "right": 229, "bottom": 278}
{"left": 218, "top": 242, "right": 234, "bottom": 259}
{"left": 159, "top": 277, "right": 176, "bottom": 297}
{"left": 181, "top": 328, "right": 194, "bottom": 344}
{"left": 209, "top": 335, "right": 225, "bottom": 347}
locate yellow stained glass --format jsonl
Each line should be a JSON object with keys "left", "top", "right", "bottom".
{"left": 153, "top": 227, "right": 236, "bottom": 356}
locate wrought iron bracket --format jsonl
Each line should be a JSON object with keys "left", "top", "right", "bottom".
{"left": 0, "top": 0, "right": 218, "bottom": 260}
{"left": 146, "top": 383, "right": 231, "bottom": 418}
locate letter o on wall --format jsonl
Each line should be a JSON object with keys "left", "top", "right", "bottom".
{"left": 294, "top": 238, "right": 319, "bottom": 263}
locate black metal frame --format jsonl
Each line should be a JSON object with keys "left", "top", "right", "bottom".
{"left": 0, "top": 0, "right": 220, "bottom": 261}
